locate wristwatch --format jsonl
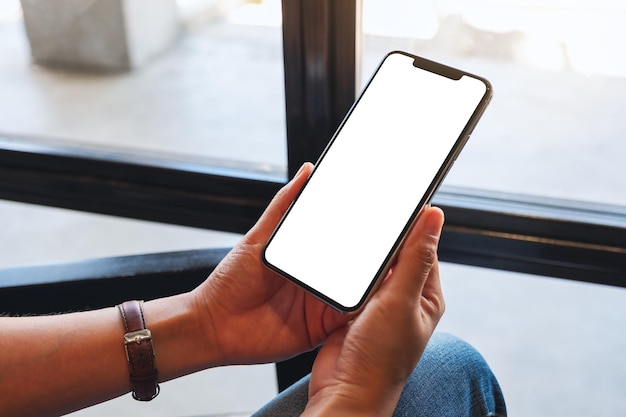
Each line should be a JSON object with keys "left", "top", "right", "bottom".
{"left": 118, "top": 300, "right": 160, "bottom": 401}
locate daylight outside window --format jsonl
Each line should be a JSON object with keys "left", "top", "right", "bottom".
{"left": 2, "top": 0, "right": 624, "bottom": 207}
{"left": 362, "top": 0, "right": 626, "bottom": 207}
{"left": 0, "top": 0, "right": 287, "bottom": 177}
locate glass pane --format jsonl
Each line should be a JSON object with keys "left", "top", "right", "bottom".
{"left": 439, "top": 262, "right": 626, "bottom": 417}
{"left": 0, "top": 199, "right": 241, "bottom": 269}
{"left": 362, "top": 0, "right": 626, "bottom": 206}
{"left": 0, "top": 0, "right": 286, "bottom": 175}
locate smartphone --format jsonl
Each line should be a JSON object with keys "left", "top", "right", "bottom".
{"left": 263, "top": 51, "right": 492, "bottom": 313}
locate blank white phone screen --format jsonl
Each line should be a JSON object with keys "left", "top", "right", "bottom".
{"left": 264, "top": 52, "right": 488, "bottom": 310}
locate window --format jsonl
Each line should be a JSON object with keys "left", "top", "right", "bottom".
{"left": 1, "top": 0, "right": 284, "bottom": 266}
{"left": 0, "top": 0, "right": 286, "bottom": 174}
{"left": 1, "top": 1, "right": 624, "bottom": 283}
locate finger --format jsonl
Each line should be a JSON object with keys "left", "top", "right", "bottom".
{"left": 420, "top": 252, "right": 445, "bottom": 321}
{"left": 247, "top": 162, "right": 313, "bottom": 241}
{"left": 385, "top": 207, "right": 445, "bottom": 301}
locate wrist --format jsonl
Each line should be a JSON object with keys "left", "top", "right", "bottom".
{"left": 303, "top": 385, "right": 401, "bottom": 417}
{"left": 302, "top": 395, "right": 386, "bottom": 417}
{"left": 141, "top": 292, "right": 223, "bottom": 381}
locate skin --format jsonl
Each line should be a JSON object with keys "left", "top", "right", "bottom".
{"left": 0, "top": 162, "right": 445, "bottom": 417}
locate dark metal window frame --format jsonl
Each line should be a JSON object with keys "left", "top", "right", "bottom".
{"left": 2, "top": 131, "right": 625, "bottom": 288}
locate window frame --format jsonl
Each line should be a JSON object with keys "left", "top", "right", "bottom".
{"left": 0, "top": 0, "right": 624, "bottom": 288}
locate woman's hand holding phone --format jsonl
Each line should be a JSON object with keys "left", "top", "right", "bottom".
{"left": 191, "top": 161, "right": 445, "bottom": 416}
{"left": 0, "top": 158, "right": 444, "bottom": 417}
{"left": 191, "top": 163, "right": 350, "bottom": 366}
{"left": 302, "top": 207, "right": 446, "bottom": 417}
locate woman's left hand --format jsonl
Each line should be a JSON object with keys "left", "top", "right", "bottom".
{"left": 192, "top": 163, "right": 350, "bottom": 366}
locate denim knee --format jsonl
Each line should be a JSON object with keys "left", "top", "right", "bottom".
{"left": 394, "top": 332, "right": 507, "bottom": 417}
{"left": 254, "top": 332, "right": 506, "bottom": 417}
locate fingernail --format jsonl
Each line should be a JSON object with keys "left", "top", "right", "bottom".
{"left": 425, "top": 209, "right": 444, "bottom": 240}
{"left": 295, "top": 163, "right": 306, "bottom": 177}
{"left": 292, "top": 163, "right": 310, "bottom": 180}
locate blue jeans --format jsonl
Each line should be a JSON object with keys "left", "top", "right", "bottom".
{"left": 253, "top": 332, "right": 506, "bottom": 416}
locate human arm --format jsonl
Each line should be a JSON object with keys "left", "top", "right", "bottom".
{"left": 0, "top": 295, "right": 210, "bottom": 416}
{"left": 301, "top": 206, "right": 446, "bottom": 417}
{"left": 0, "top": 162, "right": 350, "bottom": 417}
{"left": 0, "top": 162, "right": 444, "bottom": 417}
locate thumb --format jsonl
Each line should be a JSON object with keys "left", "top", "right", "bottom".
{"left": 386, "top": 206, "right": 445, "bottom": 301}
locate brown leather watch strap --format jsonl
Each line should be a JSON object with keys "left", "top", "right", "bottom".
{"left": 118, "top": 300, "right": 160, "bottom": 401}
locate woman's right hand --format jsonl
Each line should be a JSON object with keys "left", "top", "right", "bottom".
{"left": 302, "top": 206, "right": 446, "bottom": 417}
